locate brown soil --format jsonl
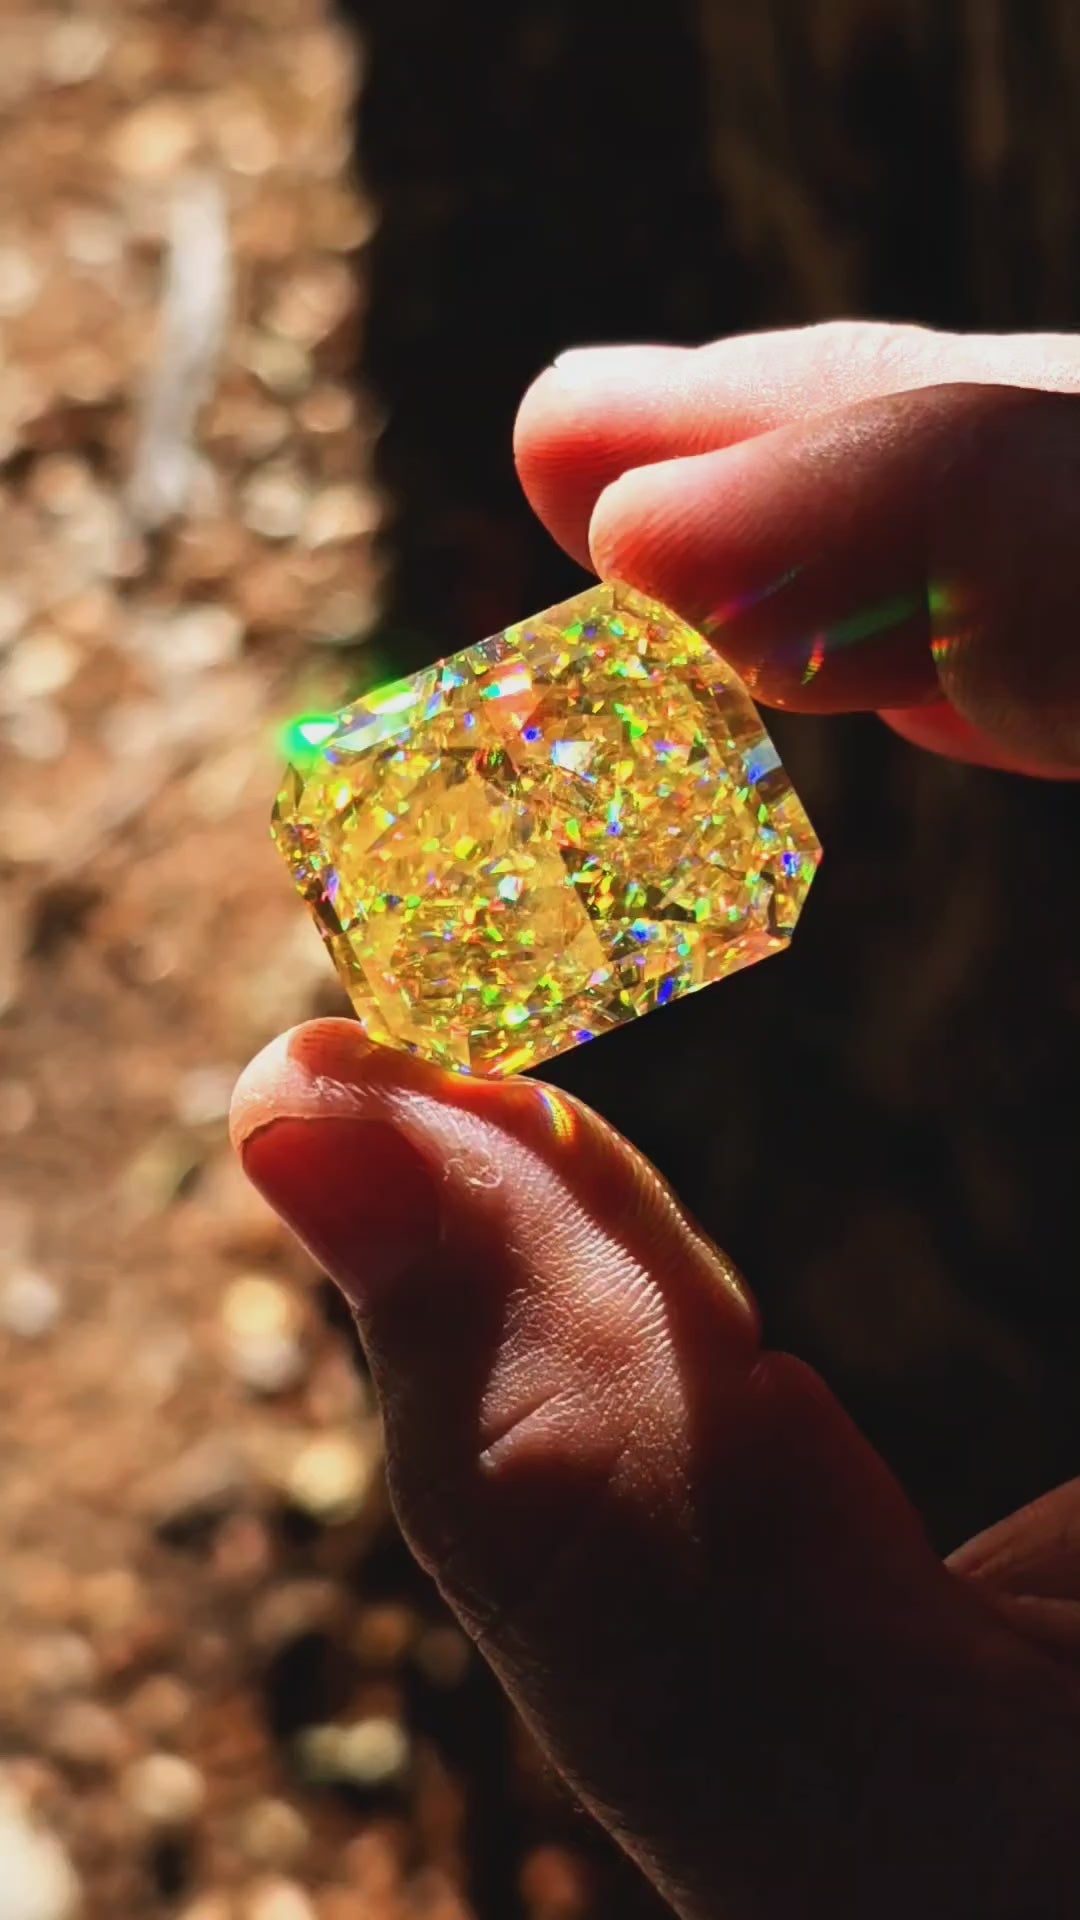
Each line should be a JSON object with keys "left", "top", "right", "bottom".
{"left": 0, "top": 8, "right": 644, "bottom": 1917}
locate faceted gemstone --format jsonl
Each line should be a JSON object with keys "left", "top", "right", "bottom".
{"left": 272, "top": 584, "right": 821, "bottom": 1076}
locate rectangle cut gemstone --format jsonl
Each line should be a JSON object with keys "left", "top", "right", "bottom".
{"left": 272, "top": 584, "right": 821, "bottom": 1075}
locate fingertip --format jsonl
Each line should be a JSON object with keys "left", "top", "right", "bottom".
{"left": 229, "top": 1018, "right": 377, "bottom": 1153}
{"left": 515, "top": 344, "right": 691, "bottom": 446}
{"left": 585, "top": 462, "right": 643, "bottom": 583}
{"left": 587, "top": 451, "right": 735, "bottom": 621}
{"left": 229, "top": 1025, "right": 303, "bottom": 1152}
{"left": 231, "top": 1016, "right": 762, "bottom": 1401}
{"left": 515, "top": 345, "right": 689, "bottom": 450}
{"left": 514, "top": 347, "right": 697, "bottom": 566}
{"left": 239, "top": 1109, "right": 443, "bottom": 1312}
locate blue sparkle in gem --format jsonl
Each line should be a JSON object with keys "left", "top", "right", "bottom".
{"left": 782, "top": 851, "right": 801, "bottom": 878}
{"left": 657, "top": 977, "right": 676, "bottom": 1005}
{"left": 744, "top": 739, "right": 781, "bottom": 785}
{"left": 523, "top": 725, "right": 542, "bottom": 742}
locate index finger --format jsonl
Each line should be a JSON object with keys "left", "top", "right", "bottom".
{"left": 515, "top": 327, "right": 1080, "bottom": 776}
{"left": 515, "top": 322, "right": 1080, "bottom": 570}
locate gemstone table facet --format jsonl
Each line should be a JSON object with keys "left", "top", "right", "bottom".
{"left": 272, "top": 584, "right": 821, "bottom": 1076}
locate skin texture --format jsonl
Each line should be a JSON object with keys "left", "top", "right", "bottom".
{"left": 234, "top": 326, "right": 1080, "bottom": 1918}
{"left": 516, "top": 324, "right": 1080, "bottom": 773}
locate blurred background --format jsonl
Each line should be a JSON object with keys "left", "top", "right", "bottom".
{"left": 2, "top": 2, "right": 1080, "bottom": 1916}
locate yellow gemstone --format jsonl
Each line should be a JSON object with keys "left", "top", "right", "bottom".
{"left": 272, "top": 584, "right": 821, "bottom": 1075}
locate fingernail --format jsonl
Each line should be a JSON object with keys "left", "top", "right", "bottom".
{"left": 241, "top": 1115, "right": 441, "bottom": 1310}
{"left": 553, "top": 344, "right": 626, "bottom": 367}
{"left": 551, "top": 343, "right": 680, "bottom": 388}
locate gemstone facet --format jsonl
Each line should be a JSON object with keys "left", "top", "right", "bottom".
{"left": 272, "top": 584, "right": 821, "bottom": 1075}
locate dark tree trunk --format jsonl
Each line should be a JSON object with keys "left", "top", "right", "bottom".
{"left": 343, "top": 0, "right": 1080, "bottom": 1591}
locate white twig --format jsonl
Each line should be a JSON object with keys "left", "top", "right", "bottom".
{"left": 127, "top": 170, "right": 232, "bottom": 531}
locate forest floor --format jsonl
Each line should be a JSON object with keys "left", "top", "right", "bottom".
{"left": 0, "top": 7, "right": 626, "bottom": 1917}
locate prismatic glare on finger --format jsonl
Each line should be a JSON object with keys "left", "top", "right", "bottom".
{"left": 272, "top": 583, "right": 822, "bottom": 1076}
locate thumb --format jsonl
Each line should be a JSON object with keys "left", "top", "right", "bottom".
{"left": 232, "top": 1019, "right": 1078, "bottom": 1920}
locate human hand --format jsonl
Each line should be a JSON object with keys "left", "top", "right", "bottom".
{"left": 516, "top": 320, "right": 1080, "bottom": 775}
{"left": 232, "top": 325, "right": 1080, "bottom": 1919}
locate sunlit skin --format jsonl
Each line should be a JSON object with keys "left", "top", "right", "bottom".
{"left": 235, "top": 324, "right": 1080, "bottom": 1920}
